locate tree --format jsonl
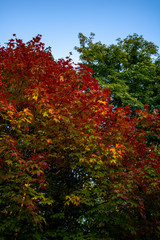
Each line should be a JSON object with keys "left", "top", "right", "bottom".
{"left": 75, "top": 33, "right": 160, "bottom": 110}
{"left": 0, "top": 35, "right": 160, "bottom": 239}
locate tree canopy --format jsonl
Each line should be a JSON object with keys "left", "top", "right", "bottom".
{"left": 0, "top": 35, "right": 160, "bottom": 240}
{"left": 75, "top": 33, "right": 160, "bottom": 110}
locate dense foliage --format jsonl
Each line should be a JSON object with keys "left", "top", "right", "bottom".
{"left": 0, "top": 35, "right": 160, "bottom": 240}
{"left": 75, "top": 33, "right": 160, "bottom": 110}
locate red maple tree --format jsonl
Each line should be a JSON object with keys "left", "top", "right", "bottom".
{"left": 0, "top": 35, "right": 160, "bottom": 239}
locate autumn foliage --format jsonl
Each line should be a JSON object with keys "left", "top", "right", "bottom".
{"left": 0, "top": 35, "right": 160, "bottom": 240}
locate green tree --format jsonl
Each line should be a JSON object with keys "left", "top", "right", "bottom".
{"left": 75, "top": 33, "right": 160, "bottom": 110}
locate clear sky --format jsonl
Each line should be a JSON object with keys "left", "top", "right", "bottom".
{"left": 1, "top": 0, "right": 160, "bottom": 63}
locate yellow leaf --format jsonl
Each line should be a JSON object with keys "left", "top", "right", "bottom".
{"left": 32, "top": 89, "right": 39, "bottom": 100}
{"left": 43, "top": 112, "right": 48, "bottom": 117}
{"left": 98, "top": 100, "right": 107, "bottom": 105}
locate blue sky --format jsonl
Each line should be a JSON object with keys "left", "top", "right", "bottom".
{"left": 1, "top": 0, "right": 160, "bottom": 63}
